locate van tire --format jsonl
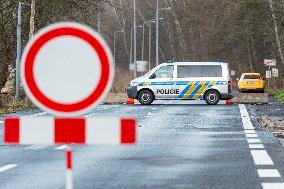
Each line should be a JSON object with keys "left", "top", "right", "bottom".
{"left": 204, "top": 90, "right": 220, "bottom": 105}
{"left": 138, "top": 90, "right": 154, "bottom": 105}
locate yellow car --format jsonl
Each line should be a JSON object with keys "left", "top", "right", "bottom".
{"left": 238, "top": 73, "right": 265, "bottom": 93}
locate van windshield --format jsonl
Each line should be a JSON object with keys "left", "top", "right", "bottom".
{"left": 144, "top": 68, "right": 156, "bottom": 76}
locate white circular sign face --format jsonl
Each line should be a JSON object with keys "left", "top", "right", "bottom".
{"left": 21, "top": 22, "right": 114, "bottom": 117}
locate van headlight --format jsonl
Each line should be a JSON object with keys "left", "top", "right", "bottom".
{"left": 129, "top": 82, "right": 139, "bottom": 86}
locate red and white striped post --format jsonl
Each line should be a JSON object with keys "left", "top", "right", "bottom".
{"left": 66, "top": 145, "right": 73, "bottom": 189}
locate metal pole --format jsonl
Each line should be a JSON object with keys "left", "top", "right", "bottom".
{"left": 97, "top": 0, "right": 101, "bottom": 34}
{"left": 25, "top": 0, "right": 36, "bottom": 106}
{"left": 133, "top": 0, "right": 137, "bottom": 78}
{"left": 129, "top": 27, "right": 133, "bottom": 72}
{"left": 29, "top": 0, "right": 36, "bottom": 40}
{"left": 142, "top": 23, "right": 145, "bottom": 62}
{"left": 268, "top": 65, "right": 271, "bottom": 93}
{"left": 66, "top": 145, "right": 73, "bottom": 189}
{"left": 156, "top": 0, "right": 159, "bottom": 66}
{"left": 148, "top": 23, "right": 152, "bottom": 71}
{"left": 15, "top": 2, "right": 22, "bottom": 101}
{"left": 114, "top": 32, "right": 116, "bottom": 65}
{"left": 114, "top": 31, "right": 123, "bottom": 65}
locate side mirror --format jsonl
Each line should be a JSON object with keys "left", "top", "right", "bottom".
{"left": 149, "top": 73, "right": 156, "bottom": 79}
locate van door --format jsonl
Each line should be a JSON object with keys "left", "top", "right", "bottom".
{"left": 175, "top": 65, "right": 197, "bottom": 99}
{"left": 175, "top": 65, "right": 222, "bottom": 99}
{"left": 149, "top": 65, "right": 175, "bottom": 99}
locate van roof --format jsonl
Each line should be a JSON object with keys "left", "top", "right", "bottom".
{"left": 162, "top": 62, "right": 228, "bottom": 65}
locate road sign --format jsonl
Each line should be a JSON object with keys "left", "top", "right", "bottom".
{"left": 266, "top": 70, "right": 272, "bottom": 78}
{"left": 264, "top": 59, "right": 276, "bottom": 66}
{"left": 230, "top": 70, "right": 235, "bottom": 76}
{"left": 21, "top": 23, "right": 114, "bottom": 117}
{"left": 272, "top": 68, "right": 279, "bottom": 77}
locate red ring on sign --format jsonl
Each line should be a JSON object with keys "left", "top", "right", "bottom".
{"left": 24, "top": 27, "right": 110, "bottom": 112}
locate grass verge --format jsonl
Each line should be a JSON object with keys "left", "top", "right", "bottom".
{"left": 274, "top": 90, "right": 284, "bottom": 103}
{"left": 0, "top": 101, "right": 37, "bottom": 115}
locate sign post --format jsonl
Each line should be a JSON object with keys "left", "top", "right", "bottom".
{"left": 272, "top": 68, "right": 279, "bottom": 91}
{"left": 4, "top": 22, "right": 137, "bottom": 189}
{"left": 230, "top": 70, "right": 235, "bottom": 89}
{"left": 264, "top": 59, "right": 276, "bottom": 93}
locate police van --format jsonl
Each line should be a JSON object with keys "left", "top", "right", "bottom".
{"left": 127, "top": 62, "right": 233, "bottom": 105}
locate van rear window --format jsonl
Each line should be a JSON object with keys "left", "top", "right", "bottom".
{"left": 177, "top": 65, "right": 222, "bottom": 78}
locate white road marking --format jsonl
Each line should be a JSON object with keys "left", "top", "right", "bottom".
{"left": 249, "top": 144, "right": 264, "bottom": 149}
{"left": 258, "top": 169, "right": 281, "bottom": 177}
{"left": 24, "top": 145, "right": 48, "bottom": 150}
{"left": 0, "top": 164, "right": 17, "bottom": 173}
{"left": 262, "top": 183, "right": 284, "bottom": 189}
{"left": 251, "top": 150, "right": 274, "bottom": 165}
{"left": 239, "top": 104, "right": 254, "bottom": 129}
{"left": 55, "top": 145, "right": 67, "bottom": 150}
{"left": 244, "top": 130, "right": 256, "bottom": 134}
{"left": 151, "top": 108, "right": 157, "bottom": 110}
{"left": 246, "top": 134, "right": 258, "bottom": 138}
{"left": 144, "top": 112, "right": 153, "bottom": 118}
{"left": 84, "top": 112, "right": 96, "bottom": 118}
{"left": 239, "top": 104, "right": 282, "bottom": 187}
{"left": 247, "top": 138, "right": 261, "bottom": 143}
{"left": 28, "top": 112, "right": 47, "bottom": 117}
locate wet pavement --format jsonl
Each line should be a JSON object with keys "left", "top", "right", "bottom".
{"left": 0, "top": 102, "right": 284, "bottom": 189}
{"left": 247, "top": 96, "right": 284, "bottom": 118}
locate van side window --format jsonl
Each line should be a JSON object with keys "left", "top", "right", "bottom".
{"left": 150, "top": 65, "right": 174, "bottom": 79}
{"left": 177, "top": 65, "right": 222, "bottom": 78}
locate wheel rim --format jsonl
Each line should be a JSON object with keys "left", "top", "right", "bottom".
{"left": 141, "top": 93, "right": 150, "bottom": 102}
{"left": 207, "top": 93, "right": 217, "bottom": 103}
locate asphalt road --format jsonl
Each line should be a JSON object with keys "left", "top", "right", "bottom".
{"left": 0, "top": 101, "right": 284, "bottom": 189}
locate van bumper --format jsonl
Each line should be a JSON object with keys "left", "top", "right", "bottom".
{"left": 127, "top": 86, "right": 138, "bottom": 99}
{"left": 220, "top": 93, "right": 234, "bottom": 100}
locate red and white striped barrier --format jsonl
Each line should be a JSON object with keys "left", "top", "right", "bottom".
{"left": 226, "top": 100, "right": 231, "bottom": 105}
{"left": 4, "top": 117, "right": 136, "bottom": 145}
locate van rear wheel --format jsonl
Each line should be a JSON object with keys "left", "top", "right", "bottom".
{"left": 204, "top": 90, "right": 220, "bottom": 105}
{"left": 138, "top": 90, "right": 154, "bottom": 105}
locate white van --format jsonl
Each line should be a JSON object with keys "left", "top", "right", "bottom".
{"left": 127, "top": 62, "right": 233, "bottom": 105}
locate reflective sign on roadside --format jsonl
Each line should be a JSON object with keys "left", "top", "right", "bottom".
{"left": 272, "top": 68, "right": 279, "bottom": 77}
{"left": 266, "top": 70, "right": 272, "bottom": 78}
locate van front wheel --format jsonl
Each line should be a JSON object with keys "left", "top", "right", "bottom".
{"left": 138, "top": 90, "right": 154, "bottom": 105}
{"left": 204, "top": 90, "right": 220, "bottom": 105}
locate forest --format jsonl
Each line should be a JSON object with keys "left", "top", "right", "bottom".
{"left": 1, "top": 0, "right": 284, "bottom": 95}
